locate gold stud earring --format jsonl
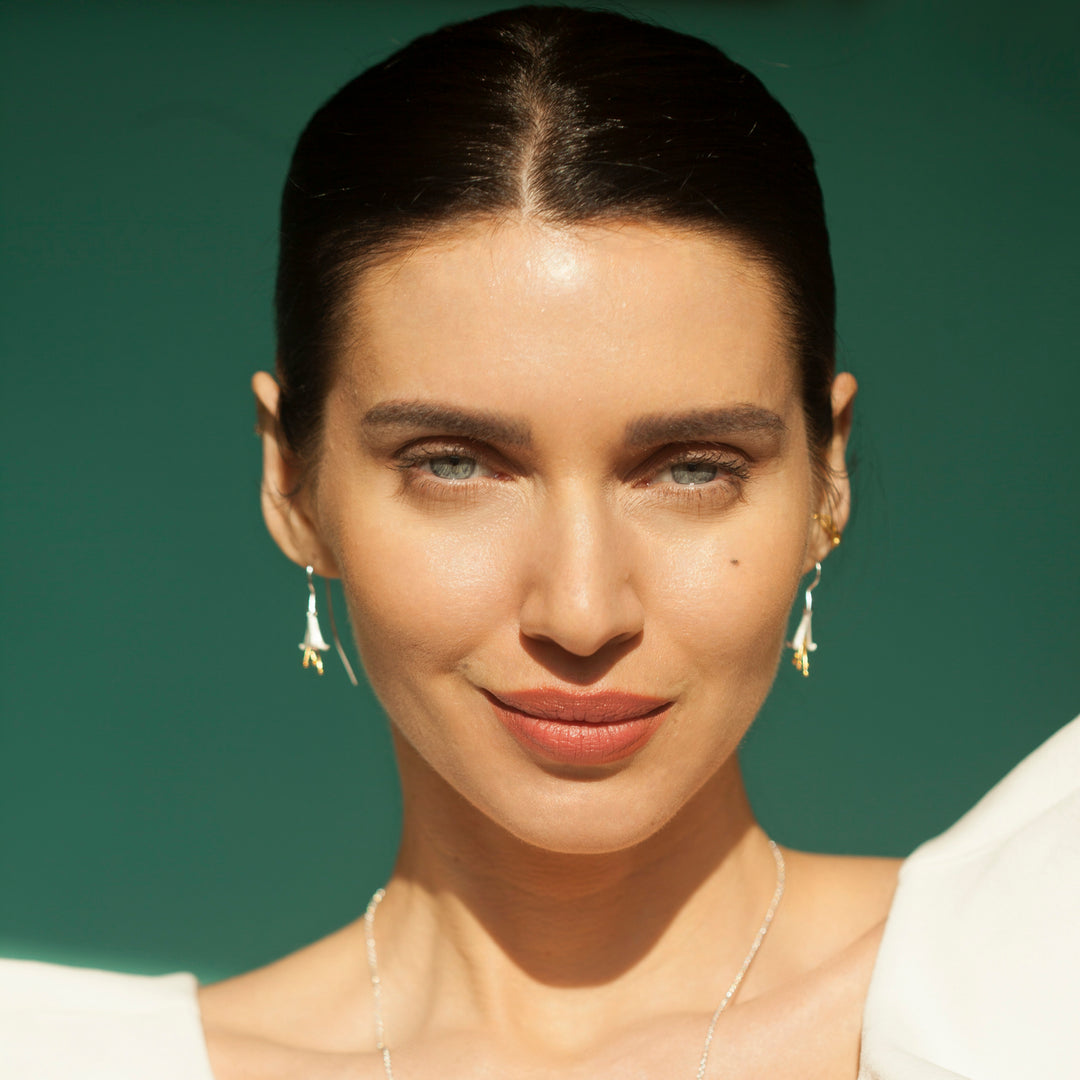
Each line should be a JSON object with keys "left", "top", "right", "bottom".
{"left": 812, "top": 511, "right": 841, "bottom": 547}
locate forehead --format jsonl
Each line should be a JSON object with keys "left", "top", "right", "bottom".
{"left": 340, "top": 217, "right": 798, "bottom": 426}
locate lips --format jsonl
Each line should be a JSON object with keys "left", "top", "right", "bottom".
{"left": 484, "top": 688, "right": 672, "bottom": 765}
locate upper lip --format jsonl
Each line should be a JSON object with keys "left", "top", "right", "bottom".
{"left": 484, "top": 688, "right": 672, "bottom": 724}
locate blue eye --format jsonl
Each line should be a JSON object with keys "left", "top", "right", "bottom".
{"left": 650, "top": 451, "right": 752, "bottom": 495}
{"left": 670, "top": 462, "right": 719, "bottom": 485}
{"left": 428, "top": 455, "right": 477, "bottom": 480}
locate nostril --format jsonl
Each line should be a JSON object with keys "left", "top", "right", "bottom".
{"left": 517, "top": 627, "right": 643, "bottom": 683}
{"left": 517, "top": 499, "right": 645, "bottom": 656}
{"left": 518, "top": 587, "right": 645, "bottom": 659}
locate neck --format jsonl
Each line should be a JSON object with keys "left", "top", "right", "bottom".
{"left": 377, "top": 737, "right": 780, "bottom": 1052}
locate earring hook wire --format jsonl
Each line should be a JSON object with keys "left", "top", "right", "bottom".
{"left": 323, "top": 576, "right": 359, "bottom": 686}
{"left": 803, "top": 561, "right": 822, "bottom": 613}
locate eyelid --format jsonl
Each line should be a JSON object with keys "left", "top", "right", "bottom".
{"left": 634, "top": 443, "right": 751, "bottom": 481}
{"left": 391, "top": 439, "right": 752, "bottom": 499}
{"left": 393, "top": 439, "right": 510, "bottom": 479}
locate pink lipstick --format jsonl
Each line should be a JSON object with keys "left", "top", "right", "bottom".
{"left": 484, "top": 688, "right": 671, "bottom": 765}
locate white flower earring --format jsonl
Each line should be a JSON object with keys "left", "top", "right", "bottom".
{"left": 787, "top": 562, "right": 822, "bottom": 677}
{"left": 300, "top": 565, "right": 359, "bottom": 685}
{"left": 300, "top": 565, "right": 330, "bottom": 674}
{"left": 787, "top": 513, "right": 841, "bottom": 677}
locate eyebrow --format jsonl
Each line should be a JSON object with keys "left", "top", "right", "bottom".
{"left": 624, "top": 405, "right": 787, "bottom": 447}
{"left": 361, "top": 401, "right": 532, "bottom": 447}
{"left": 361, "top": 400, "right": 787, "bottom": 450}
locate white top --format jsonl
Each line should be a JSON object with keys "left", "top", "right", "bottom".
{"left": 0, "top": 960, "right": 214, "bottom": 1079}
{"left": 857, "top": 712, "right": 1080, "bottom": 1078}
{"left": 2, "top": 714, "right": 1078, "bottom": 1080}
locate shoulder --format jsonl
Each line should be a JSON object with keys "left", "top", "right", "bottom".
{"left": 198, "top": 919, "right": 367, "bottom": 1042}
{"left": 198, "top": 920, "right": 380, "bottom": 1080}
{"left": 770, "top": 848, "right": 902, "bottom": 1023}
{"left": 778, "top": 848, "right": 902, "bottom": 970}
{"left": 0, "top": 957, "right": 213, "bottom": 1080}
{"left": 860, "top": 713, "right": 1080, "bottom": 1079}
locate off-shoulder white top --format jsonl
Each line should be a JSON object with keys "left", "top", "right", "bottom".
{"left": 0, "top": 960, "right": 213, "bottom": 1078}
{"left": 3, "top": 714, "right": 1078, "bottom": 1079}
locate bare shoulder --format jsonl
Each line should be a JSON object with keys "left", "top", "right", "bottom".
{"left": 776, "top": 849, "right": 902, "bottom": 973}
{"left": 728, "top": 850, "right": 903, "bottom": 1079}
{"left": 785, "top": 848, "right": 902, "bottom": 912}
{"left": 198, "top": 918, "right": 372, "bottom": 1068}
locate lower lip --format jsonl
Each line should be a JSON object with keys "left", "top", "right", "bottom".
{"left": 487, "top": 699, "right": 670, "bottom": 765}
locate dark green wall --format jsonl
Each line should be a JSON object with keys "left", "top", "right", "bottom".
{"left": 2, "top": 0, "right": 1077, "bottom": 980}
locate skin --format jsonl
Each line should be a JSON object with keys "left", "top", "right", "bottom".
{"left": 200, "top": 218, "right": 899, "bottom": 1079}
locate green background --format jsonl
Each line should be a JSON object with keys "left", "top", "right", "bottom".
{"left": 2, "top": 0, "right": 1077, "bottom": 982}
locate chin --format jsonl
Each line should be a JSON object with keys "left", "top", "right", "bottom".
{"left": 390, "top": 678, "right": 759, "bottom": 859}
{"left": 464, "top": 751, "right": 736, "bottom": 857}
{"left": 504, "top": 798, "right": 678, "bottom": 856}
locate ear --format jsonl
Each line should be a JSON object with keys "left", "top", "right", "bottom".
{"left": 810, "top": 371, "right": 857, "bottom": 564}
{"left": 252, "top": 371, "right": 340, "bottom": 578}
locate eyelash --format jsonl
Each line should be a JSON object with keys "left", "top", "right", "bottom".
{"left": 392, "top": 441, "right": 752, "bottom": 502}
{"left": 393, "top": 443, "right": 501, "bottom": 480}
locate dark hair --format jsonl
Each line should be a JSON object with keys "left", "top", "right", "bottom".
{"left": 275, "top": 5, "right": 835, "bottom": 485}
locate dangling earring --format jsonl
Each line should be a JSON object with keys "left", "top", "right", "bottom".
{"left": 299, "top": 565, "right": 359, "bottom": 686}
{"left": 300, "top": 565, "right": 330, "bottom": 675}
{"left": 787, "top": 562, "right": 822, "bottom": 677}
{"left": 787, "top": 513, "right": 841, "bottom": 677}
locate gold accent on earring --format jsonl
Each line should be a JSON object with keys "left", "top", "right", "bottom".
{"left": 298, "top": 565, "right": 360, "bottom": 686}
{"left": 812, "top": 512, "right": 841, "bottom": 547}
{"left": 787, "top": 562, "right": 822, "bottom": 676}
{"left": 300, "top": 565, "right": 331, "bottom": 675}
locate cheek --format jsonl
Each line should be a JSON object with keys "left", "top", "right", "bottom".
{"left": 648, "top": 520, "right": 805, "bottom": 686}
{"left": 334, "top": 504, "right": 516, "bottom": 679}
{"left": 333, "top": 499, "right": 804, "bottom": 681}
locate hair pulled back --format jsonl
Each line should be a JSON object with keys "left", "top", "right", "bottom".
{"left": 275, "top": 5, "right": 835, "bottom": 477}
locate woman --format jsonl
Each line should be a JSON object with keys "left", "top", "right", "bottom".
{"left": 2, "top": 7, "right": 1076, "bottom": 1078}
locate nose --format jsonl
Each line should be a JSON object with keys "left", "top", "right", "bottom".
{"left": 517, "top": 485, "right": 645, "bottom": 658}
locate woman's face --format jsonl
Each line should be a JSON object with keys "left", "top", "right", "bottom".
{"left": 273, "top": 218, "right": 851, "bottom": 854}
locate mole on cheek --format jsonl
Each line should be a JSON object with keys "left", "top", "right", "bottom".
{"left": 730, "top": 558, "right": 740, "bottom": 566}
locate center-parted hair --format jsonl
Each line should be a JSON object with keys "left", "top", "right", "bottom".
{"left": 275, "top": 5, "right": 835, "bottom": 477}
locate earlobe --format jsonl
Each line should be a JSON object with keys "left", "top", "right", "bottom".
{"left": 252, "top": 370, "right": 340, "bottom": 578}
{"left": 812, "top": 371, "right": 857, "bottom": 563}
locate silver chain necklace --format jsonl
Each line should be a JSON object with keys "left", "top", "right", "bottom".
{"left": 364, "top": 839, "right": 785, "bottom": 1080}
